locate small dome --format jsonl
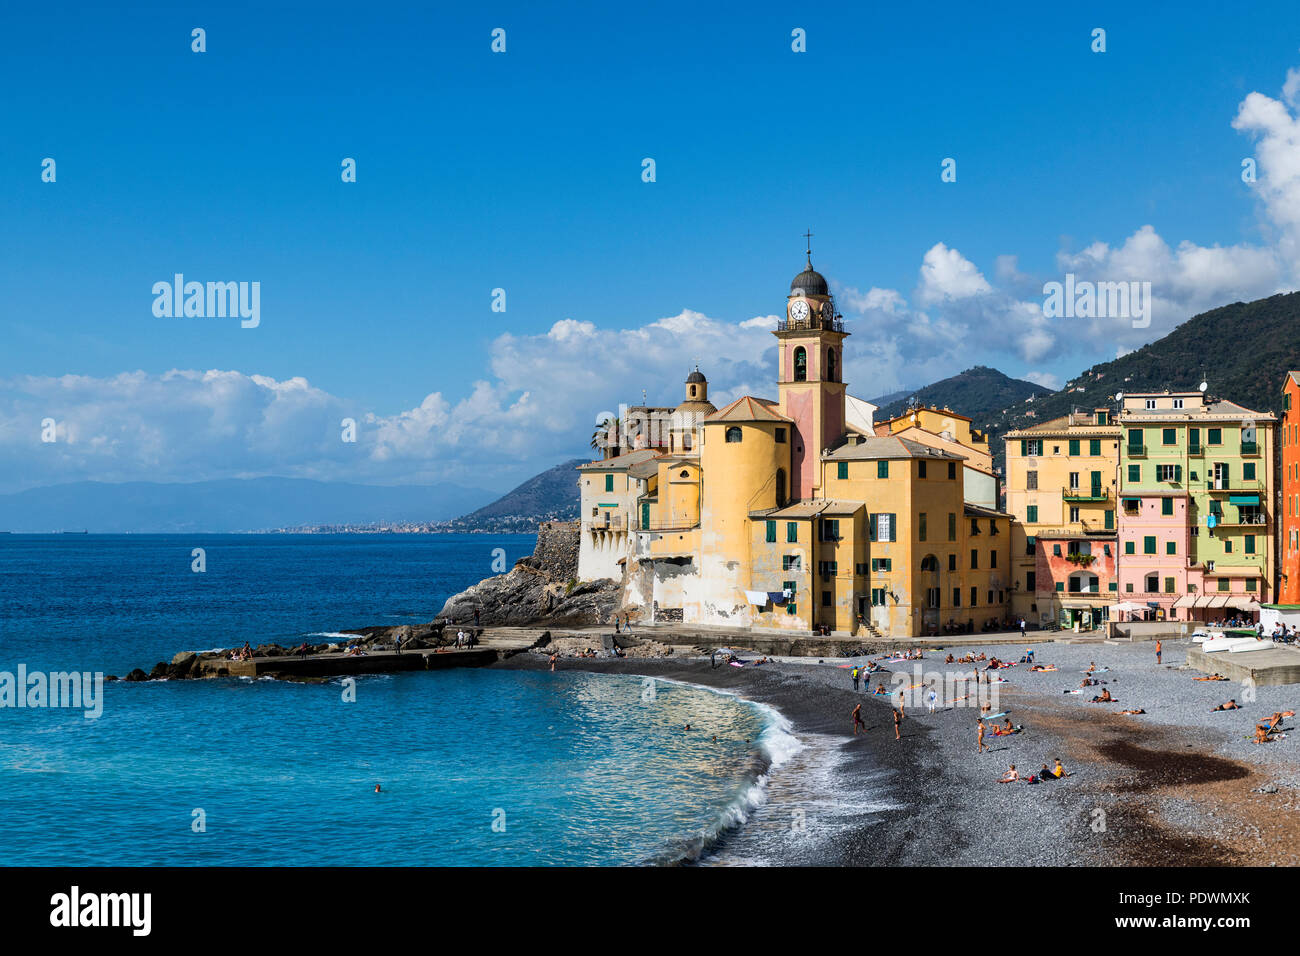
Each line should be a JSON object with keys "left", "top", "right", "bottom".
{"left": 686, "top": 367, "right": 707, "bottom": 384}
{"left": 790, "top": 259, "right": 828, "bottom": 296}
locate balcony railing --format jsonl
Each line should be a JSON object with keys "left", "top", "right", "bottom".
{"left": 1126, "top": 443, "right": 1147, "bottom": 457}
{"left": 1211, "top": 512, "right": 1269, "bottom": 527}
{"left": 777, "top": 316, "right": 845, "bottom": 334}
{"left": 585, "top": 515, "right": 626, "bottom": 532}
{"left": 1062, "top": 485, "right": 1110, "bottom": 502}
{"left": 1242, "top": 442, "right": 1259, "bottom": 456}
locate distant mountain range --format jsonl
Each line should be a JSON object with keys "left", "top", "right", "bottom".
{"left": 0, "top": 477, "right": 496, "bottom": 533}
{"left": 435, "top": 459, "right": 583, "bottom": 532}
{"left": 870, "top": 366, "right": 1050, "bottom": 425}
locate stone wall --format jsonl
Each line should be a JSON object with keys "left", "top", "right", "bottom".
{"left": 530, "top": 520, "right": 581, "bottom": 582}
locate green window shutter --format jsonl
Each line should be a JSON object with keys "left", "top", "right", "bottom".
{"left": 1128, "top": 464, "right": 1139, "bottom": 482}
{"left": 1244, "top": 462, "right": 1256, "bottom": 481}
{"left": 877, "top": 460, "right": 889, "bottom": 479}
{"left": 1089, "top": 439, "right": 1101, "bottom": 456}
{"left": 837, "top": 461, "right": 847, "bottom": 479}
{"left": 1069, "top": 439, "right": 1080, "bottom": 456}
{"left": 765, "top": 520, "right": 776, "bottom": 543}
{"left": 889, "top": 514, "right": 897, "bottom": 542}
{"left": 1143, "top": 535, "right": 1156, "bottom": 554}
{"left": 1162, "top": 498, "right": 1173, "bottom": 516}
{"left": 1021, "top": 440, "right": 1028, "bottom": 456}
{"left": 604, "top": 474, "right": 614, "bottom": 492}
{"left": 1163, "top": 428, "right": 1176, "bottom": 445}
{"left": 1209, "top": 428, "right": 1221, "bottom": 444}
{"left": 1026, "top": 506, "right": 1038, "bottom": 523}
{"left": 1246, "top": 535, "right": 1256, "bottom": 554}
{"left": 786, "top": 521, "right": 797, "bottom": 543}
{"left": 1055, "top": 582, "right": 1065, "bottom": 592}
{"left": 641, "top": 502, "right": 650, "bottom": 528}
{"left": 869, "top": 513, "right": 877, "bottom": 541}
{"left": 1174, "top": 464, "right": 1182, "bottom": 482}
{"left": 1125, "top": 541, "right": 1135, "bottom": 554}
{"left": 1108, "top": 582, "right": 1118, "bottom": 591}
{"left": 1166, "top": 541, "right": 1176, "bottom": 554}
{"left": 1222, "top": 463, "right": 1230, "bottom": 483}
{"left": 1104, "top": 510, "right": 1114, "bottom": 530}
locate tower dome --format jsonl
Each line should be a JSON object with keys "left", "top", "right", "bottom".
{"left": 790, "top": 260, "right": 828, "bottom": 297}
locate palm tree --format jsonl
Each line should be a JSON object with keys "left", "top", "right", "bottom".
{"left": 591, "top": 416, "right": 620, "bottom": 459}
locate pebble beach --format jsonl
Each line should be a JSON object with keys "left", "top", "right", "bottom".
{"left": 500, "top": 636, "right": 1300, "bottom": 866}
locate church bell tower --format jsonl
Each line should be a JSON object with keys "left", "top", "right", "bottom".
{"left": 775, "top": 232, "right": 849, "bottom": 501}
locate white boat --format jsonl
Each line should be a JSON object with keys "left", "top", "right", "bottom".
{"left": 1228, "top": 639, "right": 1278, "bottom": 653}
{"left": 1202, "top": 635, "right": 1256, "bottom": 653}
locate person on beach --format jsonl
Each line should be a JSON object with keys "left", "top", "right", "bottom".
{"left": 851, "top": 666, "right": 860, "bottom": 691}
{"left": 1051, "top": 759, "right": 1069, "bottom": 778}
{"left": 1090, "top": 688, "right": 1114, "bottom": 703}
{"left": 873, "top": 683, "right": 887, "bottom": 696}
{"left": 852, "top": 703, "right": 866, "bottom": 735}
{"left": 893, "top": 707, "right": 902, "bottom": 741}
{"left": 1119, "top": 709, "right": 1146, "bottom": 715}
{"left": 394, "top": 633, "right": 403, "bottom": 655}
{"left": 1212, "top": 700, "right": 1240, "bottom": 711}
{"left": 549, "top": 652, "right": 557, "bottom": 672}
{"left": 999, "top": 764, "right": 1018, "bottom": 783}
{"left": 1038, "top": 763, "right": 1054, "bottom": 781}
{"left": 977, "top": 717, "right": 988, "bottom": 754}
{"left": 1019, "top": 618, "right": 1026, "bottom": 638}
{"left": 928, "top": 687, "right": 938, "bottom": 714}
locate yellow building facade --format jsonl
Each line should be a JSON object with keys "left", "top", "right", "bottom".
{"left": 578, "top": 250, "right": 1012, "bottom": 637}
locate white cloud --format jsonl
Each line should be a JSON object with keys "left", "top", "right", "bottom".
{"left": 1022, "top": 371, "right": 1061, "bottom": 391}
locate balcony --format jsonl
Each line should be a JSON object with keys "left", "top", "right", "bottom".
{"left": 585, "top": 515, "right": 626, "bottom": 532}
{"left": 777, "top": 315, "right": 845, "bottom": 334}
{"left": 1062, "top": 485, "right": 1111, "bottom": 502}
{"left": 1126, "top": 444, "right": 1147, "bottom": 457}
{"left": 1211, "top": 512, "right": 1269, "bottom": 527}
{"left": 1242, "top": 441, "right": 1259, "bottom": 456}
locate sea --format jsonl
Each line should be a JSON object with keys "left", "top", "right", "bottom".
{"left": 0, "top": 533, "right": 809, "bottom": 866}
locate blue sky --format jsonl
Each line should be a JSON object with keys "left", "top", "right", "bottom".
{"left": 4, "top": 2, "right": 1300, "bottom": 493}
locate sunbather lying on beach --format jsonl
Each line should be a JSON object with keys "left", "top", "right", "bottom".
{"left": 999, "top": 764, "right": 1019, "bottom": 783}
{"left": 1195, "top": 674, "right": 1229, "bottom": 681}
{"left": 1119, "top": 709, "right": 1146, "bottom": 715}
{"left": 1212, "top": 700, "right": 1240, "bottom": 711}
{"left": 1258, "top": 711, "right": 1296, "bottom": 735}
{"left": 1030, "top": 664, "right": 1057, "bottom": 672}
{"left": 1089, "top": 688, "right": 1115, "bottom": 703}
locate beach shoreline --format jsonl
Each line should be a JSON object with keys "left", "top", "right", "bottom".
{"left": 496, "top": 639, "right": 1300, "bottom": 866}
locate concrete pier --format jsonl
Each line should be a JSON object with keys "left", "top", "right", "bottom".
{"left": 1186, "top": 644, "right": 1300, "bottom": 686}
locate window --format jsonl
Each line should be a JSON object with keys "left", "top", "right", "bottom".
{"left": 1156, "top": 464, "right": 1181, "bottom": 482}
{"left": 1069, "top": 506, "right": 1080, "bottom": 522}
{"left": 786, "top": 521, "right": 798, "bottom": 543}
{"left": 1145, "top": 399, "right": 1157, "bottom": 410}
{"left": 1022, "top": 440, "right": 1042, "bottom": 456}
{"left": 1069, "top": 472, "right": 1080, "bottom": 490}
{"left": 1245, "top": 535, "right": 1256, "bottom": 555}
{"left": 877, "top": 460, "right": 889, "bottom": 479}
{"left": 1026, "top": 571, "right": 1036, "bottom": 591}
{"left": 1209, "top": 428, "right": 1222, "bottom": 445}
{"left": 1097, "top": 411, "right": 1108, "bottom": 425}
{"left": 970, "top": 587, "right": 978, "bottom": 607}
{"left": 918, "top": 460, "right": 927, "bottom": 478}
{"left": 1162, "top": 427, "right": 1176, "bottom": 445}
{"left": 1090, "top": 439, "right": 1101, "bottom": 456}
{"left": 820, "top": 518, "right": 841, "bottom": 541}
{"left": 1053, "top": 543, "right": 1062, "bottom": 557}
{"left": 775, "top": 427, "right": 786, "bottom": 443}
{"left": 1164, "top": 577, "right": 1175, "bottom": 593}
{"left": 725, "top": 426, "right": 743, "bottom": 443}
{"left": 1128, "top": 464, "right": 1140, "bottom": 483}
{"left": 948, "top": 462, "right": 956, "bottom": 480}
{"left": 1224, "top": 539, "right": 1233, "bottom": 554}
{"left": 949, "top": 513, "right": 958, "bottom": 540}
{"left": 1143, "top": 536, "right": 1156, "bottom": 554}
{"left": 826, "top": 348, "right": 838, "bottom": 382}
{"left": 775, "top": 469, "right": 786, "bottom": 506}
{"left": 919, "top": 513, "right": 927, "bottom": 542}
{"left": 948, "top": 554, "right": 957, "bottom": 571}
{"left": 1128, "top": 428, "right": 1143, "bottom": 450}
{"left": 1189, "top": 427, "right": 1201, "bottom": 452}
{"left": 1173, "top": 398, "right": 1184, "bottom": 409}
{"left": 871, "top": 588, "right": 887, "bottom": 607}
{"left": 604, "top": 474, "right": 614, "bottom": 492}
{"left": 1025, "top": 535, "right": 1036, "bottom": 556}
{"left": 990, "top": 551, "right": 998, "bottom": 568}
{"left": 1166, "top": 541, "right": 1176, "bottom": 555}
{"left": 1218, "top": 578, "right": 1230, "bottom": 592}
{"left": 837, "top": 461, "right": 848, "bottom": 480}
{"left": 1026, "top": 506, "right": 1038, "bottom": 523}
{"left": 1244, "top": 462, "right": 1256, "bottom": 481}
{"left": 970, "top": 549, "right": 979, "bottom": 569}
{"left": 871, "top": 558, "right": 893, "bottom": 573}
{"left": 855, "top": 563, "right": 867, "bottom": 575}
{"left": 1162, "top": 498, "right": 1173, "bottom": 516}
{"left": 869, "top": 514, "right": 893, "bottom": 542}
{"left": 793, "top": 347, "right": 807, "bottom": 382}
{"left": 1126, "top": 583, "right": 1134, "bottom": 593}
{"left": 1105, "top": 510, "right": 1114, "bottom": 530}
{"left": 765, "top": 520, "right": 776, "bottom": 543}
{"left": 1247, "top": 578, "right": 1258, "bottom": 592}
{"left": 782, "top": 555, "right": 800, "bottom": 571}
{"left": 1145, "top": 574, "right": 1159, "bottom": 593}
{"left": 970, "top": 518, "right": 980, "bottom": 535}
{"left": 952, "top": 588, "right": 961, "bottom": 607}
{"left": 1125, "top": 540, "right": 1136, "bottom": 555}
{"left": 822, "top": 591, "right": 832, "bottom": 607}
{"left": 817, "top": 560, "right": 838, "bottom": 575}
{"left": 1055, "top": 582, "right": 1065, "bottom": 592}
{"left": 1026, "top": 470, "right": 1038, "bottom": 490}
{"left": 1069, "top": 439, "right": 1080, "bottom": 456}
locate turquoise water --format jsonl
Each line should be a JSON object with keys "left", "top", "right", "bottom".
{"left": 0, "top": 535, "right": 779, "bottom": 865}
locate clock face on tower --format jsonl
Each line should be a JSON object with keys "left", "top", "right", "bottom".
{"left": 789, "top": 299, "right": 809, "bottom": 322}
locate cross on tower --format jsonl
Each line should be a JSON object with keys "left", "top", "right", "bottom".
{"left": 803, "top": 229, "right": 813, "bottom": 260}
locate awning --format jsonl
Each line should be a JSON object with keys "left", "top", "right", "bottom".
{"left": 1193, "top": 595, "right": 1215, "bottom": 608}
{"left": 1224, "top": 598, "right": 1261, "bottom": 612}
{"left": 1171, "top": 594, "right": 1197, "bottom": 608}
{"left": 1229, "top": 495, "right": 1260, "bottom": 506}
{"left": 1208, "top": 596, "right": 1229, "bottom": 608}
{"left": 1122, "top": 497, "right": 1141, "bottom": 505}
{"left": 1111, "top": 601, "right": 1147, "bottom": 613}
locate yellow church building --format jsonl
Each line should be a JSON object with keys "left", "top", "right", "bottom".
{"left": 577, "top": 249, "right": 1012, "bottom": 638}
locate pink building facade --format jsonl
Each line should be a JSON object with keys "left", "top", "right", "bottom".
{"left": 1116, "top": 493, "right": 1192, "bottom": 620}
